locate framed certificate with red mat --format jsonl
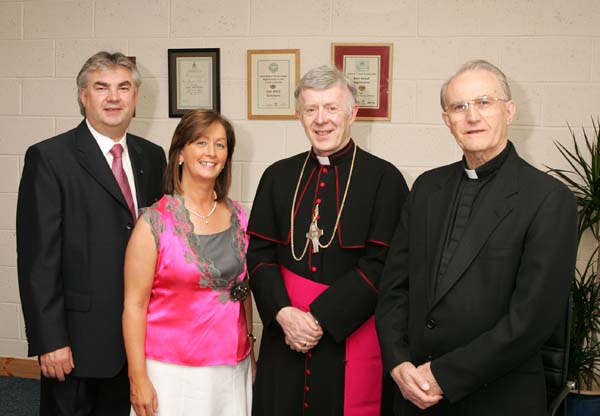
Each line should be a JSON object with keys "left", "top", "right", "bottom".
{"left": 332, "top": 43, "right": 392, "bottom": 121}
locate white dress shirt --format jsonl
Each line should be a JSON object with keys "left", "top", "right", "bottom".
{"left": 86, "top": 119, "right": 139, "bottom": 216}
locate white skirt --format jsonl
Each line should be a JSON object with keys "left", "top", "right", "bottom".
{"left": 130, "top": 356, "right": 252, "bottom": 416}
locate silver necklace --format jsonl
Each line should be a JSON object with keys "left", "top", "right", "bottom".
{"left": 186, "top": 191, "right": 218, "bottom": 224}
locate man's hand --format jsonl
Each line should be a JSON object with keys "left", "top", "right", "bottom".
{"left": 417, "top": 362, "right": 443, "bottom": 396}
{"left": 40, "top": 346, "right": 74, "bottom": 381}
{"left": 390, "top": 362, "right": 443, "bottom": 410}
{"left": 276, "top": 306, "right": 323, "bottom": 353}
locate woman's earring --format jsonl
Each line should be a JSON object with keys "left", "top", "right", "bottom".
{"left": 178, "top": 160, "right": 183, "bottom": 166}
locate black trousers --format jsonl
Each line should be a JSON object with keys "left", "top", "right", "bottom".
{"left": 40, "top": 364, "right": 130, "bottom": 416}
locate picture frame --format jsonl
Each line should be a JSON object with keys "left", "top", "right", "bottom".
{"left": 331, "top": 43, "right": 393, "bottom": 121}
{"left": 168, "top": 48, "right": 220, "bottom": 118}
{"left": 127, "top": 56, "right": 137, "bottom": 118}
{"left": 247, "top": 49, "right": 300, "bottom": 119}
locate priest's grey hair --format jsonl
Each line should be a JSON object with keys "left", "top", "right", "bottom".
{"left": 440, "top": 59, "right": 512, "bottom": 110}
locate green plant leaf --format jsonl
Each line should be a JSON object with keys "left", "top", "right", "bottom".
{"left": 548, "top": 118, "right": 600, "bottom": 390}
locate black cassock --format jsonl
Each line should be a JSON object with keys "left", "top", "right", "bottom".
{"left": 248, "top": 140, "right": 408, "bottom": 415}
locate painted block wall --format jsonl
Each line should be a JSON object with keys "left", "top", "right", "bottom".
{"left": 1, "top": 0, "right": 599, "bottom": 358}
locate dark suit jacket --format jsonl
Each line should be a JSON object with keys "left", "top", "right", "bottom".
{"left": 17, "top": 120, "right": 166, "bottom": 378}
{"left": 375, "top": 145, "right": 577, "bottom": 415}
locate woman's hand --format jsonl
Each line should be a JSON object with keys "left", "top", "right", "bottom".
{"left": 250, "top": 351, "right": 257, "bottom": 384}
{"left": 130, "top": 375, "right": 158, "bottom": 416}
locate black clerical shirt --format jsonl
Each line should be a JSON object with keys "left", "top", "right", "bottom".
{"left": 434, "top": 142, "right": 513, "bottom": 294}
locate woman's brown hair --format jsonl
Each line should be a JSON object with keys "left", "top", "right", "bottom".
{"left": 162, "top": 109, "right": 236, "bottom": 201}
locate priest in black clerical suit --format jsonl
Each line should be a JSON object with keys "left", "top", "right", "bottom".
{"left": 376, "top": 60, "right": 577, "bottom": 416}
{"left": 248, "top": 66, "right": 408, "bottom": 415}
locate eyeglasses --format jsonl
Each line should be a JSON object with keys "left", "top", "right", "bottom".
{"left": 445, "top": 96, "right": 509, "bottom": 115}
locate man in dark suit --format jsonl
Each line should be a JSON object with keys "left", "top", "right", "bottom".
{"left": 17, "top": 51, "right": 166, "bottom": 415}
{"left": 375, "top": 60, "right": 578, "bottom": 415}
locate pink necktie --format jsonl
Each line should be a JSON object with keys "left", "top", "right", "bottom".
{"left": 110, "top": 144, "right": 136, "bottom": 222}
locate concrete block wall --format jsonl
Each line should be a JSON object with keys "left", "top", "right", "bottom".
{"left": 1, "top": 0, "right": 599, "bottom": 358}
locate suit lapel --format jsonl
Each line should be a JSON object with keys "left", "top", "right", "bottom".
{"left": 426, "top": 165, "right": 462, "bottom": 306}
{"left": 74, "top": 121, "right": 131, "bottom": 212}
{"left": 431, "top": 149, "right": 520, "bottom": 309}
{"left": 127, "top": 135, "right": 147, "bottom": 208}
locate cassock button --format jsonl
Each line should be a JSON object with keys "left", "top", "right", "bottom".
{"left": 307, "top": 352, "right": 313, "bottom": 358}
{"left": 426, "top": 319, "right": 436, "bottom": 329}
{"left": 305, "top": 369, "right": 311, "bottom": 375}
{"left": 304, "top": 402, "right": 309, "bottom": 408}
{"left": 319, "top": 182, "right": 326, "bottom": 188}
{"left": 305, "top": 385, "right": 310, "bottom": 391}
{"left": 322, "top": 167, "right": 328, "bottom": 173}
{"left": 311, "top": 266, "right": 317, "bottom": 272}
{"left": 316, "top": 198, "right": 322, "bottom": 204}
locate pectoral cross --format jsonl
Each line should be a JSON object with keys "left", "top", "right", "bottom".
{"left": 306, "top": 204, "right": 323, "bottom": 253}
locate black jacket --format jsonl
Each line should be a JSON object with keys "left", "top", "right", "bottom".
{"left": 17, "top": 120, "right": 166, "bottom": 378}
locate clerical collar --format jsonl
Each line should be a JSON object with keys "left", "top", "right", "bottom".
{"left": 462, "top": 141, "right": 512, "bottom": 179}
{"left": 310, "top": 139, "right": 355, "bottom": 166}
{"left": 316, "top": 155, "right": 331, "bottom": 165}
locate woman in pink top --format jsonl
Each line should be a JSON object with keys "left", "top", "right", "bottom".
{"left": 123, "top": 109, "right": 255, "bottom": 416}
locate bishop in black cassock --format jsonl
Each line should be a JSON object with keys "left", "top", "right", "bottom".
{"left": 248, "top": 66, "right": 408, "bottom": 415}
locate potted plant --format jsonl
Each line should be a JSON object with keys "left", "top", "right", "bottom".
{"left": 546, "top": 118, "right": 600, "bottom": 415}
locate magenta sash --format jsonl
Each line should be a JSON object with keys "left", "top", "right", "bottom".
{"left": 281, "top": 266, "right": 382, "bottom": 416}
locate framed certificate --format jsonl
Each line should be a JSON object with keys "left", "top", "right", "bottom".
{"left": 332, "top": 43, "right": 393, "bottom": 121}
{"left": 247, "top": 49, "right": 300, "bottom": 119}
{"left": 168, "top": 48, "right": 220, "bottom": 118}
{"left": 128, "top": 56, "right": 137, "bottom": 117}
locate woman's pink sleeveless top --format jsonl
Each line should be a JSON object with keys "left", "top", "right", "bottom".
{"left": 142, "top": 194, "right": 251, "bottom": 366}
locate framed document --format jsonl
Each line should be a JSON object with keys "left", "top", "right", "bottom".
{"left": 168, "top": 48, "right": 220, "bottom": 118}
{"left": 332, "top": 43, "right": 392, "bottom": 121}
{"left": 128, "top": 56, "right": 137, "bottom": 117}
{"left": 247, "top": 49, "right": 300, "bottom": 119}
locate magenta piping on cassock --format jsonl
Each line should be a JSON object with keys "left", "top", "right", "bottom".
{"left": 280, "top": 265, "right": 383, "bottom": 416}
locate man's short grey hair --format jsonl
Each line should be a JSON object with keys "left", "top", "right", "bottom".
{"left": 440, "top": 59, "right": 512, "bottom": 110}
{"left": 76, "top": 51, "right": 141, "bottom": 116}
{"left": 294, "top": 65, "right": 357, "bottom": 113}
